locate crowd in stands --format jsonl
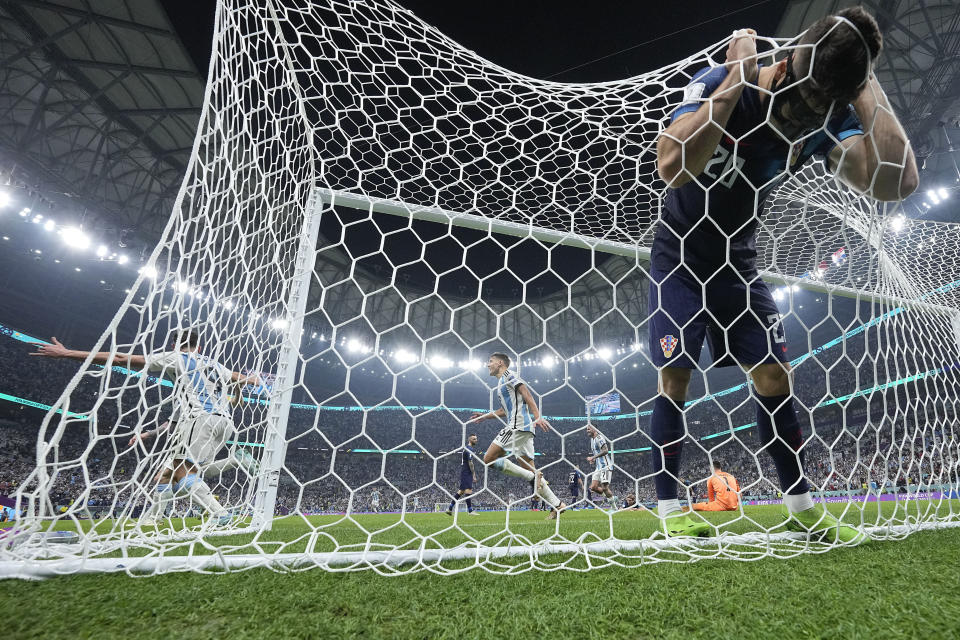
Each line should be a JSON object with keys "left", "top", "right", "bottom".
{"left": 1, "top": 320, "right": 958, "bottom": 519}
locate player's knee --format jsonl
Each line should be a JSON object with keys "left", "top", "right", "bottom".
{"left": 659, "top": 368, "right": 691, "bottom": 401}
{"left": 751, "top": 363, "right": 790, "bottom": 396}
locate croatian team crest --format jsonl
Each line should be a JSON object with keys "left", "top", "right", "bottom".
{"left": 660, "top": 335, "right": 678, "bottom": 358}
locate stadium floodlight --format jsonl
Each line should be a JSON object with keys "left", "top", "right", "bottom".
{"left": 891, "top": 215, "right": 906, "bottom": 232}
{"left": 542, "top": 355, "right": 556, "bottom": 368}
{"left": 598, "top": 347, "right": 613, "bottom": 360}
{"left": 395, "top": 349, "right": 418, "bottom": 364}
{"left": 429, "top": 355, "right": 453, "bottom": 369}
{"left": 938, "top": 188, "right": 949, "bottom": 199}
{"left": 347, "top": 338, "right": 362, "bottom": 352}
{"left": 271, "top": 318, "right": 289, "bottom": 330}
{"left": 175, "top": 280, "right": 190, "bottom": 293}
{"left": 60, "top": 226, "right": 90, "bottom": 249}
{"left": 0, "top": 191, "right": 9, "bottom": 208}
{"left": 96, "top": 245, "right": 108, "bottom": 257}
{"left": 927, "top": 190, "right": 941, "bottom": 205}
{"left": 43, "top": 219, "right": 55, "bottom": 231}
{"left": 117, "top": 254, "right": 129, "bottom": 264}
{"left": 138, "top": 265, "right": 158, "bottom": 279}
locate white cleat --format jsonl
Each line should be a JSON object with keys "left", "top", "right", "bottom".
{"left": 467, "top": 511, "right": 480, "bottom": 516}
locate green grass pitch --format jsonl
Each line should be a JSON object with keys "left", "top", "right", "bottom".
{"left": 2, "top": 502, "right": 960, "bottom": 639}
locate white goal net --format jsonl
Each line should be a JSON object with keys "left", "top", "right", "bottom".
{"left": 3, "top": 0, "right": 960, "bottom": 579}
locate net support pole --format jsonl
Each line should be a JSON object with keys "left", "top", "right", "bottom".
{"left": 250, "top": 190, "right": 324, "bottom": 531}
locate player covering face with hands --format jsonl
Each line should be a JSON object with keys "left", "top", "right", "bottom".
{"left": 650, "top": 7, "right": 915, "bottom": 541}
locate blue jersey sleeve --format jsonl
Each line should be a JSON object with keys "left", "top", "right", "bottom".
{"left": 670, "top": 66, "right": 729, "bottom": 123}
{"left": 808, "top": 104, "right": 864, "bottom": 162}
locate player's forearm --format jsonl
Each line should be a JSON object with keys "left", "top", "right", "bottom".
{"left": 657, "top": 74, "right": 747, "bottom": 187}
{"left": 849, "top": 77, "right": 919, "bottom": 201}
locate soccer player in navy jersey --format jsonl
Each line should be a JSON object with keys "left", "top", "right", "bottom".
{"left": 446, "top": 433, "right": 480, "bottom": 516}
{"left": 568, "top": 468, "right": 585, "bottom": 507}
{"left": 650, "top": 7, "right": 917, "bottom": 540}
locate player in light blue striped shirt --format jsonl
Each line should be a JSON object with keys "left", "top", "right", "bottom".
{"left": 586, "top": 425, "right": 618, "bottom": 509}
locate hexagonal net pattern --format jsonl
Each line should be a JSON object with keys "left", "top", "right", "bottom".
{"left": 4, "top": 0, "right": 960, "bottom": 578}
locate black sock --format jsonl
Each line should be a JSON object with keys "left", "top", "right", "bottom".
{"left": 755, "top": 393, "right": 809, "bottom": 495}
{"left": 466, "top": 498, "right": 473, "bottom": 512}
{"left": 651, "top": 395, "right": 685, "bottom": 500}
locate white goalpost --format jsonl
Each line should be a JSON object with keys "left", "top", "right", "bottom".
{"left": 3, "top": 0, "right": 960, "bottom": 579}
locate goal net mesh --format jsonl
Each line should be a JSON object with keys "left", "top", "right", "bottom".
{"left": 3, "top": 0, "right": 960, "bottom": 578}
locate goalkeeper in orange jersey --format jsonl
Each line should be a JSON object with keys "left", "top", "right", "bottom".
{"left": 693, "top": 464, "right": 740, "bottom": 512}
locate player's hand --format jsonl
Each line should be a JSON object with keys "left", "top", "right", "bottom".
{"left": 533, "top": 417, "right": 551, "bottom": 433}
{"left": 725, "top": 28, "right": 758, "bottom": 84}
{"left": 468, "top": 412, "right": 486, "bottom": 423}
{"left": 31, "top": 337, "right": 70, "bottom": 359}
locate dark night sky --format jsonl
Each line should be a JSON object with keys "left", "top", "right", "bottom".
{"left": 164, "top": 0, "right": 791, "bottom": 82}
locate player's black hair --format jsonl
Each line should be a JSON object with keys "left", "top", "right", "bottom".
{"left": 798, "top": 7, "right": 882, "bottom": 104}
{"left": 490, "top": 352, "right": 511, "bottom": 368}
{"left": 175, "top": 329, "right": 201, "bottom": 349}
{"left": 469, "top": 433, "right": 477, "bottom": 439}
{"left": 713, "top": 462, "right": 723, "bottom": 470}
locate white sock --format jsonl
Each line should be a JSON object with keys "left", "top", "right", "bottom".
{"left": 536, "top": 478, "right": 562, "bottom": 508}
{"left": 203, "top": 457, "right": 238, "bottom": 480}
{"left": 179, "top": 475, "right": 227, "bottom": 516}
{"left": 783, "top": 492, "right": 815, "bottom": 514}
{"left": 494, "top": 458, "right": 535, "bottom": 482}
{"left": 148, "top": 483, "right": 174, "bottom": 517}
{"left": 658, "top": 499, "right": 682, "bottom": 516}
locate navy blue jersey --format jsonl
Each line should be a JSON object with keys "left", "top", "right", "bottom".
{"left": 653, "top": 65, "right": 863, "bottom": 278}
{"left": 461, "top": 445, "right": 474, "bottom": 472}
{"left": 568, "top": 470, "right": 583, "bottom": 491}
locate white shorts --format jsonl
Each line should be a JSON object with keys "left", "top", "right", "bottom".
{"left": 593, "top": 469, "right": 612, "bottom": 485}
{"left": 493, "top": 427, "right": 535, "bottom": 460}
{"left": 164, "top": 414, "right": 235, "bottom": 468}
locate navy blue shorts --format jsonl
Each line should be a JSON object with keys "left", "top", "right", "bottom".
{"left": 648, "top": 268, "right": 788, "bottom": 369}
{"left": 459, "top": 472, "right": 474, "bottom": 491}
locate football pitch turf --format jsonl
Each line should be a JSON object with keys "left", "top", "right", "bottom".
{"left": 2, "top": 502, "right": 960, "bottom": 639}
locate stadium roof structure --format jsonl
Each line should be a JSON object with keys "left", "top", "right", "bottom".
{"left": 0, "top": 0, "right": 204, "bottom": 253}
{"left": 0, "top": 0, "right": 956, "bottom": 258}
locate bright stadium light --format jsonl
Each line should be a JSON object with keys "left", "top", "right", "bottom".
{"left": 395, "top": 349, "right": 418, "bottom": 364}
{"left": 429, "top": 355, "right": 453, "bottom": 369}
{"left": 0, "top": 191, "right": 9, "bottom": 208}
{"left": 271, "top": 318, "right": 289, "bottom": 330}
{"left": 458, "top": 359, "right": 481, "bottom": 370}
{"left": 96, "top": 245, "right": 108, "bottom": 258}
{"left": 61, "top": 226, "right": 90, "bottom": 250}
{"left": 938, "top": 188, "right": 949, "bottom": 200}
{"left": 43, "top": 219, "right": 55, "bottom": 231}
{"left": 598, "top": 346, "right": 613, "bottom": 360}
{"left": 139, "top": 265, "right": 158, "bottom": 279}
{"left": 891, "top": 215, "right": 906, "bottom": 232}
{"left": 347, "top": 338, "right": 362, "bottom": 353}
{"left": 927, "top": 190, "right": 941, "bottom": 205}
{"left": 542, "top": 355, "right": 556, "bottom": 368}
{"left": 117, "top": 254, "right": 129, "bottom": 264}
{"left": 175, "top": 280, "right": 190, "bottom": 293}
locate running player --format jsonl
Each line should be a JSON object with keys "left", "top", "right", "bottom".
{"left": 446, "top": 433, "right": 479, "bottom": 516}
{"left": 468, "top": 353, "right": 566, "bottom": 519}
{"left": 650, "top": 8, "right": 914, "bottom": 541}
{"left": 693, "top": 463, "right": 740, "bottom": 512}
{"left": 33, "top": 330, "right": 260, "bottom": 526}
{"left": 586, "top": 425, "right": 618, "bottom": 509}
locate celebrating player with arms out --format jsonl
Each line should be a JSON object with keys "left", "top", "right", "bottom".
{"left": 650, "top": 7, "right": 916, "bottom": 540}
{"left": 33, "top": 330, "right": 260, "bottom": 526}
{"left": 468, "top": 353, "right": 566, "bottom": 519}
{"left": 586, "top": 425, "right": 618, "bottom": 509}
{"left": 446, "top": 433, "right": 480, "bottom": 516}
